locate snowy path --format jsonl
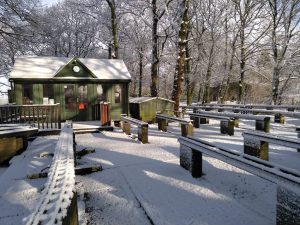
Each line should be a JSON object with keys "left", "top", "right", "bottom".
{"left": 74, "top": 119, "right": 298, "bottom": 225}
{"left": 0, "top": 136, "right": 58, "bottom": 225}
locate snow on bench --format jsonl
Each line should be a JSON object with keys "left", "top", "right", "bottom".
{"left": 183, "top": 105, "right": 300, "bottom": 124}
{"left": 178, "top": 135, "right": 300, "bottom": 225}
{"left": 25, "top": 121, "right": 77, "bottom": 225}
{"left": 120, "top": 114, "right": 148, "bottom": 143}
{"left": 156, "top": 113, "right": 193, "bottom": 137}
{"left": 204, "top": 103, "right": 300, "bottom": 112}
{"left": 242, "top": 130, "right": 300, "bottom": 161}
{"left": 190, "top": 111, "right": 271, "bottom": 132}
{"left": 188, "top": 112, "right": 235, "bottom": 136}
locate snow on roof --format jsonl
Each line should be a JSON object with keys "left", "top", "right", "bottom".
{"left": 130, "top": 96, "right": 175, "bottom": 104}
{"left": 9, "top": 56, "right": 131, "bottom": 80}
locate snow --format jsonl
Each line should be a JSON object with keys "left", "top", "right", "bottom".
{"left": 1, "top": 116, "right": 300, "bottom": 225}
{"left": 0, "top": 136, "right": 58, "bottom": 225}
{"left": 74, "top": 122, "right": 284, "bottom": 225}
{"left": 25, "top": 123, "right": 75, "bottom": 225}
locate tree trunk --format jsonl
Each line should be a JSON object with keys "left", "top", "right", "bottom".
{"left": 185, "top": 32, "right": 194, "bottom": 106}
{"left": 150, "top": 0, "right": 159, "bottom": 96}
{"left": 139, "top": 47, "right": 143, "bottom": 97}
{"left": 238, "top": 26, "right": 245, "bottom": 103}
{"left": 203, "top": 44, "right": 214, "bottom": 104}
{"left": 106, "top": 0, "right": 119, "bottom": 59}
{"left": 172, "top": 0, "right": 189, "bottom": 115}
{"left": 217, "top": 13, "right": 228, "bottom": 103}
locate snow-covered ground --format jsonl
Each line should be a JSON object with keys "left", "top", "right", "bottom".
{"left": 0, "top": 117, "right": 299, "bottom": 225}
{"left": 74, "top": 117, "right": 300, "bottom": 225}
{"left": 0, "top": 136, "right": 58, "bottom": 225}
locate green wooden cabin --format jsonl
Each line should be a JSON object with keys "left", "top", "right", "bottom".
{"left": 129, "top": 97, "right": 175, "bottom": 123}
{"left": 9, "top": 56, "right": 131, "bottom": 121}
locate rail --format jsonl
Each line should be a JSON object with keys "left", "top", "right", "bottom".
{"left": 188, "top": 112, "right": 235, "bottom": 136}
{"left": 25, "top": 121, "right": 77, "bottom": 225}
{"left": 120, "top": 114, "right": 148, "bottom": 143}
{"left": 204, "top": 103, "right": 300, "bottom": 111}
{"left": 242, "top": 130, "right": 300, "bottom": 160}
{"left": 156, "top": 114, "right": 193, "bottom": 137}
{"left": 178, "top": 135, "right": 300, "bottom": 224}
{"left": 0, "top": 104, "right": 61, "bottom": 129}
{"left": 181, "top": 105, "right": 300, "bottom": 123}
{"left": 189, "top": 111, "right": 270, "bottom": 132}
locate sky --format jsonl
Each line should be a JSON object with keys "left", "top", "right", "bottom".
{"left": 42, "top": 0, "right": 60, "bottom": 6}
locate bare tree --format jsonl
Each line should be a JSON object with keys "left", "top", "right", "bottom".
{"left": 106, "top": 0, "right": 119, "bottom": 59}
{"left": 172, "top": 0, "right": 189, "bottom": 114}
{"left": 267, "top": 0, "right": 300, "bottom": 104}
{"left": 233, "top": 0, "right": 267, "bottom": 103}
{"left": 150, "top": 0, "right": 174, "bottom": 96}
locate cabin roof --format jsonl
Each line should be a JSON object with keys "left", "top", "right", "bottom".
{"left": 129, "top": 97, "right": 175, "bottom": 104}
{"left": 9, "top": 56, "right": 131, "bottom": 81}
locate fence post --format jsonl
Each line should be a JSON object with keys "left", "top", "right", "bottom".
{"left": 243, "top": 135, "right": 269, "bottom": 160}
{"left": 275, "top": 113, "right": 285, "bottom": 124}
{"left": 138, "top": 125, "right": 148, "bottom": 144}
{"left": 181, "top": 122, "right": 194, "bottom": 137}
{"left": 255, "top": 117, "right": 270, "bottom": 132}
{"left": 220, "top": 120, "right": 234, "bottom": 136}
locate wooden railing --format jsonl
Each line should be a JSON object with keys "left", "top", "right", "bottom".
{"left": 178, "top": 136, "right": 300, "bottom": 224}
{"left": 0, "top": 104, "right": 61, "bottom": 129}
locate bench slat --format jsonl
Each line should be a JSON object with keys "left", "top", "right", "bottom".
{"left": 243, "top": 130, "right": 300, "bottom": 150}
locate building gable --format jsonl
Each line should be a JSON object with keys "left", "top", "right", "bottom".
{"left": 54, "top": 57, "right": 97, "bottom": 78}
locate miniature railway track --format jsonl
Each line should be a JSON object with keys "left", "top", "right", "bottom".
{"left": 26, "top": 121, "right": 77, "bottom": 225}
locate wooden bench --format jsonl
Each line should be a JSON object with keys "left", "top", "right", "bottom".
{"left": 156, "top": 114, "right": 193, "bottom": 137}
{"left": 120, "top": 114, "right": 148, "bottom": 144}
{"left": 188, "top": 112, "right": 235, "bottom": 136}
{"left": 182, "top": 105, "right": 300, "bottom": 124}
{"left": 26, "top": 121, "right": 78, "bottom": 225}
{"left": 0, "top": 125, "right": 38, "bottom": 164}
{"left": 204, "top": 103, "right": 300, "bottom": 112}
{"left": 190, "top": 111, "right": 271, "bottom": 132}
{"left": 242, "top": 130, "right": 300, "bottom": 161}
{"left": 178, "top": 135, "right": 300, "bottom": 225}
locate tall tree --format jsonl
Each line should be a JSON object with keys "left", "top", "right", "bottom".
{"left": 150, "top": 0, "right": 173, "bottom": 96}
{"left": 0, "top": 0, "right": 38, "bottom": 94}
{"left": 106, "top": 0, "right": 119, "bottom": 59}
{"left": 172, "top": 0, "right": 189, "bottom": 114}
{"left": 267, "top": 0, "right": 300, "bottom": 104}
{"left": 233, "top": 0, "right": 266, "bottom": 103}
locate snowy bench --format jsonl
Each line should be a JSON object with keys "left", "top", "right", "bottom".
{"left": 182, "top": 105, "right": 300, "bottom": 124}
{"left": 0, "top": 125, "right": 38, "bottom": 164}
{"left": 188, "top": 112, "right": 235, "bottom": 136}
{"left": 26, "top": 121, "right": 78, "bottom": 225}
{"left": 156, "top": 113, "right": 193, "bottom": 137}
{"left": 120, "top": 114, "right": 148, "bottom": 144}
{"left": 190, "top": 111, "right": 271, "bottom": 132}
{"left": 178, "top": 135, "right": 300, "bottom": 225}
{"left": 242, "top": 130, "right": 300, "bottom": 161}
{"left": 204, "top": 103, "right": 300, "bottom": 112}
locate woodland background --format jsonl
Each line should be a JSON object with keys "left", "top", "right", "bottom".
{"left": 1, "top": 0, "right": 300, "bottom": 108}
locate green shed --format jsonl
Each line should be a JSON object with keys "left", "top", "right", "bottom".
{"left": 9, "top": 56, "right": 131, "bottom": 121}
{"left": 129, "top": 97, "right": 175, "bottom": 123}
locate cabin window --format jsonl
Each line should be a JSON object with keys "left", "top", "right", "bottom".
{"left": 23, "top": 84, "right": 33, "bottom": 104}
{"left": 64, "top": 85, "right": 76, "bottom": 110}
{"left": 43, "top": 84, "right": 54, "bottom": 99}
{"left": 114, "top": 84, "right": 122, "bottom": 104}
{"left": 97, "top": 84, "right": 107, "bottom": 102}
{"left": 78, "top": 84, "right": 88, "bottom": 103}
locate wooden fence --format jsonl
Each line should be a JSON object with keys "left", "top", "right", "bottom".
{"left": 0, "top": 104, "right": 61, "bottom": 129}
